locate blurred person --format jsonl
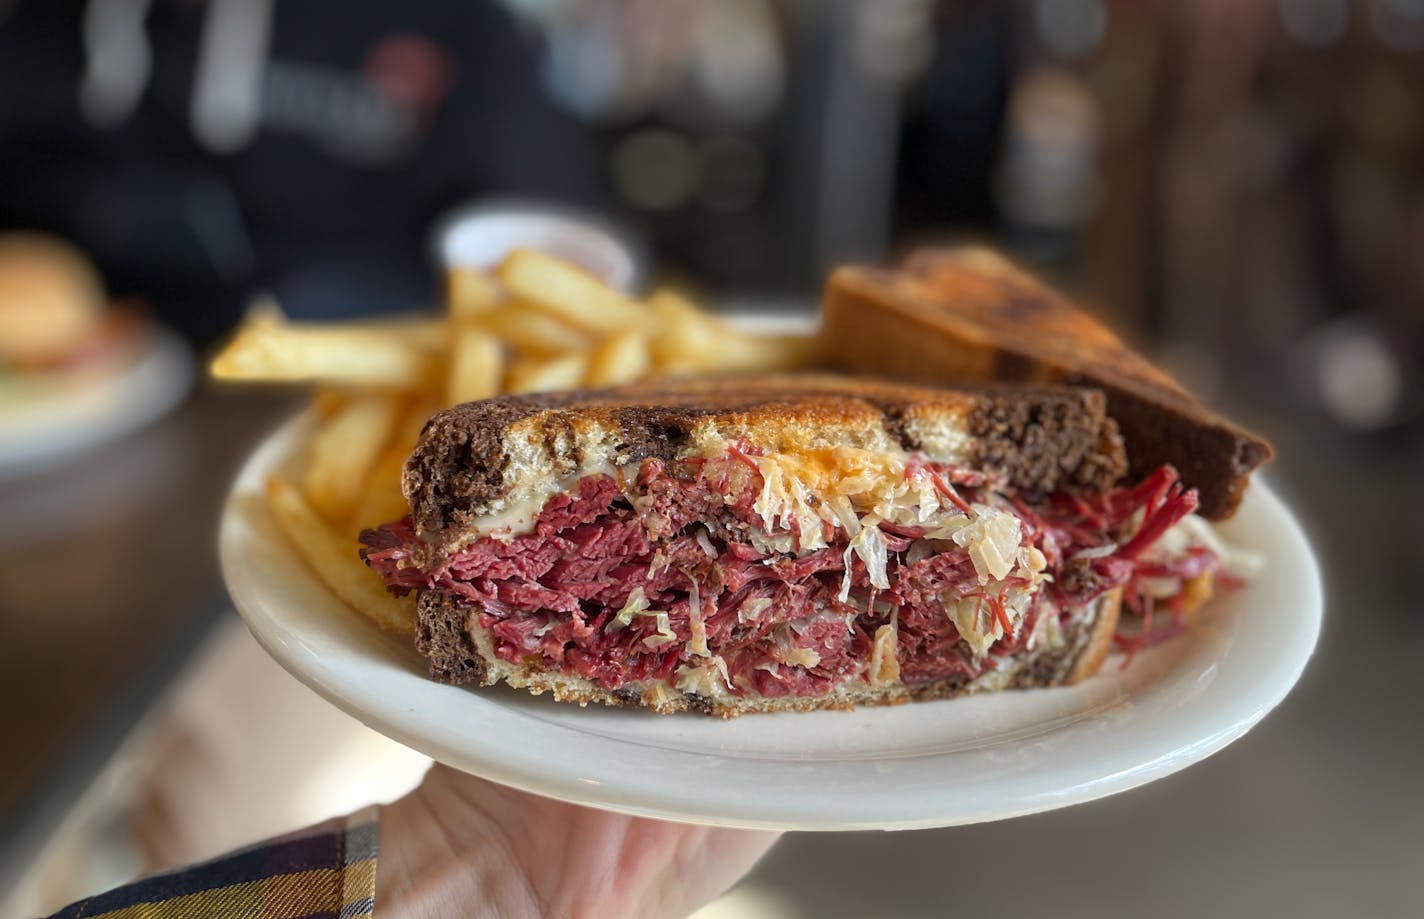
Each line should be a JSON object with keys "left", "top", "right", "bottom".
{"left": 0, "top": 0, "right": 602, "bottom": 343}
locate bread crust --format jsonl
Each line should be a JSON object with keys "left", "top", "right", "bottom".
{"left": 417, "top": 590, "right": 1122, "bottom": 717}
{"left": 1066, "top": 588, "right": 1122, "bottom": 684}
{"left": 403, "top": 373, "right": 1127, "bottom": 541}
{"left": 821, "top": 250, "right": 1272, "bottom": 519}
{"left": 1179, "top": 569, "right": 1216, "bottom": 621}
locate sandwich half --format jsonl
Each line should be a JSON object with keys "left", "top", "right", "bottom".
{"left": 822, "top": 247, "right": 1273, "bottom": 520}
{"left": 362, "top": 375, "right": 1218, "bottom": 717}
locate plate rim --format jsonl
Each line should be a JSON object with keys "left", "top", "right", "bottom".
{"left": 220, "top": 412, "right": 1323, "bottom": 831}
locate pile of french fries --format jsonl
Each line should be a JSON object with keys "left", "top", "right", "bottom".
{"left": 212, "top": 249, "right": 820, "bottom": 635}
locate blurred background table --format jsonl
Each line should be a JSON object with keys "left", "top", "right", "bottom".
{"left": 0, "top": 388, "right": 294, "bottom": 872}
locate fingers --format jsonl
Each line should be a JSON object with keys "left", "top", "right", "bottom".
{"left": 397, "top": 765, "right": 782, "bottom": 919}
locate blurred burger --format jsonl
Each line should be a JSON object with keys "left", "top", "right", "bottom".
{"left": 0, "top": 232, "right": 108, "bottom": 372}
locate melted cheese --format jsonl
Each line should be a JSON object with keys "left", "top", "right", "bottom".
{"left": 451, "top": 464, "right": 620, "bottom": 546}
{"left": 868, "top": 617, "right": 901, "bottom": 686}
{"left": 687, "top": 580, "right": 709, "bottom": 657}
{"left": 604, "top": 588, "right": 677, "bottom": 649}
{"left": 674, "top": 656, "right": 733, "bottom": 698}
{"left": 737, "top": 597, "right": 772, "bottom": 625}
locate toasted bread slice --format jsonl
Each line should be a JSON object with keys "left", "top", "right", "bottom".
{"left": 403, "top": 373, "right": 1126, "bottom": 551}
{"left": 821, "top": 248, "right": 1272, "bottom": 519}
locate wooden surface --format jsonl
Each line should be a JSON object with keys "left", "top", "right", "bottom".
{"left": 0, "top": 385, "right": 298, "bottom": 823}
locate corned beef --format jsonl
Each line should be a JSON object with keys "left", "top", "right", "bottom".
{"left": 363, "top": 453, "right": 1213, "bottom": 698}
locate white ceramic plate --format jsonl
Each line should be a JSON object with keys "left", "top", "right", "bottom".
{"left": 0, "top": 326, "right": 194, "bottom": 478}
{"left": 221, "top": 414, "right": 1321, "bottom": 831}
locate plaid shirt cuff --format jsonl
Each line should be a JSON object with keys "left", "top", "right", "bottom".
{"left": 46, "top": 806, "right": 379, "bottom": 919}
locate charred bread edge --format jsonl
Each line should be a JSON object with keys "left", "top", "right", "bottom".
{"left": 416, "top": 588, "right": 1123, "bottom": 717}
{"left": 1085, "top": 382, "right": 1272, "bottom": 521}
{"left": 822, "top": 265, "right": 1273, "bottom": 520}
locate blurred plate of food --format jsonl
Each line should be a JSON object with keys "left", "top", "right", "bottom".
{"left": 0, "top": 233, "right": 194, "bottom": 478}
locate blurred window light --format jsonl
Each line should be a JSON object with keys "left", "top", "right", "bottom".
{"left": 544, "top": 24, "right": 627, "bottom": 121}
{"left": 1315, "top": 324, "right": 1403, "bottom": 430}
{"left": 692, "top": 0, "right": 784, "bottom": 125}
{"left": 611, "top": 129, "right": 698, "bottom": 211}
{"left": 495, "top": 0, "right": 572, "bottom": 26}
{"left": 997, "top": 68, "right": 1101, "bottom": 230}
{"left": 697, "top": 136, "right": 766, "bottom": 212}
{"left": 1371, "top": 0, "right": 1424, "bottom": 48}
{"left": 853, "top": 0, "right": 934, "bottom": 84}
{"left": 1034, "top": 0, "right": 1107, "bottom": 60}
{"left": 189, "top": 0, "right": 271, "bottom": 152}
{"left": 190, "top": 0, "right": 273, "bottom": 153}
{"left": 80, "top": 0, "right": 155, "bottom": 129}
{"left": 1342, "top": 65, "right": 1414, "bottom": 152}
{"left": 1279, "top": 0, "right": 1349, "bottom": 47}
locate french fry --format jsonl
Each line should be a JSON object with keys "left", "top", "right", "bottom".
{"left": 311, "top": 386, "right": 349, "bottom": 419}
{"left": 211, "top": 315, "right": 437, "bottom": 388}
{"left": 303, "top": 395, "right": 400, "bottom": 523}
{"left": 506, "top": 352, "right": 590, "bottom": 394}
{"left": 477, "top": 304, "right": 592, "bottom": 357}
{"left": 705, "top": 330, "right": 823, "bottom": 373}
{"left": 244, "top": 295, "right": 286, "bottom": 327}
{"left": 448, "top": 268, "right": 503, "bottom": 322}
{"left": 649, "top": 308, "right": 721, "bottom": 372}
{"left": 350, "top": 440, "right": 412, "bottom": 534}
{"left": 265, "top": 474, "right": 416, "bottom": 634}
{"left": 656, "top": 330, "right": 822, "bottom": 375}
{"left": 644, "top": 288, "right": 706, "bottom": 323}
{"left": 447, "top": 326, "right": 504, "bottom": 405}
{"left": 351, "top": 393, "right": 444, "bottom": 530}
{"left": 347, "top": 316, "right": 448, "bottom": 352}
{"left": 586, "top": 329, "right": 651, "bottom": 387}
{"left": 645, "top": 289, "right": 821, "bottom": 374}
{"left": 240, "top": 297, "right": 446, "bottom": 352}
{"left": 496, "top": 249, "right": 646, "bottom": 333}
{"left": 350, "top": 394, "right": 442, "bottom": 531}
{"left": 217, "top": 252, "right": 832, "bottom": 638}
{"left": 394, "top": 393, "right": 442, "bottom": 449}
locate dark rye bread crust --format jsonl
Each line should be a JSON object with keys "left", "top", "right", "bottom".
{"left": 417, "top": 590, "right": 483, "bottom": 684}
{"left": 1076, "top": 380, "right": 1270, "bottom": 525}
{"left": 822, "top": 250, "right": 1273, "bottom": 519}
{"left": 402, "top": 374, "right": 1128, "bottom": 538}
